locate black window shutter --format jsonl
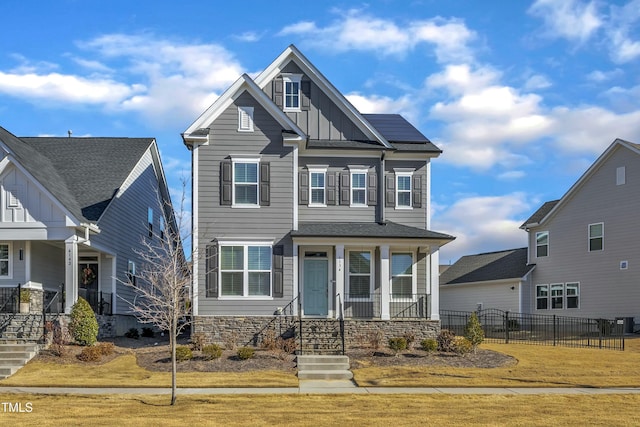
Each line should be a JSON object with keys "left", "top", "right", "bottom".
{"left": 340, "top": 172, "right": 350, "bottom": 205}
{"left": 385, "top": 175, "right": 395, "bottom": 207}
{"left": 326, "top": 172, "right": 336, "bottom": 205}
{"left": 299, "top": 171, "right": 309, "bottom": 205}
{"left": 367, "top": 172, "right": 377, "bottom": 206}
{"left": 412, "top": 175, "right": 422, "bottom": 208}
{"left": 260, "top": 162, "right": 270, "bottom": 206}
{"left": 274, "top": 77, "right": 283, "bottom": 108}
{"left": 301, "top": 80, "right": 311, "bottom": 110}
{"left": 220, "top": 161, "right": 232, "bottom": 206}
{"left": 272, "top": 245, "right": 284, "bottom": 298}
{"left": 205, "top": 243, "right": 218, "bottom": 297}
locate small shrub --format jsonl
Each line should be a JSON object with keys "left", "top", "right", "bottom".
{"left": 224, "top": 331, "right": 238, "bottom": 351}
{"left": 47, "top": 320, "right": 69, "bottom": 357}
{"left": 141, "top": 327, "right": 154, "bottom": 338}
{"left": 277, "top": 337, "right": 297, "bottom": 354}
{"left": 77, "top": 345, "right": 102, "bottom": 362}
{"left": 437, "top": 329, "right": 456, "bottom": 353}
{"left": 237, "top": 346, "right": 255, "bottom": 360}
{"left": 95, "top": 342, "right": 115, "bottom": 356}
{"left": 403, "top": 332, "right": 416, "bottom": 350}
{"left": 420, "top": 338, "right": 438, "bottom": 352}
{"left": 261, "top": 330, "right": 278, "bottom": 351}
{"left": 191, "top": 333, "right": 206, "bottom": 351}
{"left": 366, "top": 330, "right": 384, "bottom": 350}
{"left": 464, "top": 312, "right": 485, "bottom": 352}
{"left": 176, "top": 345, "right": 193, "bottom": 362}
{"left": 388, "top": 337, "right": 407, "bottom": 354}
{"left": 202, "top": 344, "right": 223, "bottom": 360}
{"left": 124, "top": 328, "right": 140, "bottom": 339}
{"left": 454, "top": 337, "right": 473, "bottom": 355}
{"left": 20, "top": 288, "right": 31, "bottom": 303}
{"left": 69, "top": 297, "right": 99, "bottom": 346}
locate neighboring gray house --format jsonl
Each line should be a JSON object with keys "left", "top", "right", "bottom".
{"left": 521, "top": 138, "right": 640, "bottom": 325}
{"left": 0, "top": 126, "right": 176, "bottom": 337}
{"left": 182, "top": 45, "right": 454, "bottom": 351}
{"left": 439, "top": 248, "right": 534, "bottom": 313}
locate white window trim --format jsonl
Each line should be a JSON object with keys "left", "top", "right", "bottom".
{"left": 535, "top": 284, "right": 549, "bottom": 310}
{"left": 231, "top": 158, "right": 260, "bottom": 208}
{"left": 345, "top": 249, "right": 374, "bottom": 302}
{"left": 536, "top": 282, "right": 580, "bottom": 310}
{"left": 536, "top": 231, "right": 549, "bottom": 258}
{"left": 349, "top": 168, "right": 368, "bottom": 207}
{"left": 283, "top": 74, "right": 302, "bottom": 112}
{"left": 127, "top": 260, "right": 136, "bottom": 287}
{"left": 565, "top": 282, "right": 580, "bottom": 309}
{"left": 550, "top": 283, "right": 564, "bottom": 309}
{"left": 390, "top": 250, "right": 416, "bottom": 301}
{"left": 0, "top": 242, "right": 12, "bottom": 279}
{"left": 395, "top": 171, "right": 414, "bottom": 210}
{"left": 218, "top": 242, "right": 273, "bottom": 300}
{"left": 237, "top": 106, "right": 254, "bottom": 132}
{"left": 308, "top": 166, "right": 328, "bottom": 207}
{"left": 588, "top": 222, "right": 604, "bottom": 252}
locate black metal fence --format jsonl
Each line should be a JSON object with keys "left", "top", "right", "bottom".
{"left": 343, "top": 293, "right": 431, "bottom": 319}
{"left": 441, "top": 308, "right": 625, "bottom": 351}
{"left": 78, "top": 289, "right": 113, "bottom": 315}
{"left": 0, "top": 286, "right": 18, "bottom": 313}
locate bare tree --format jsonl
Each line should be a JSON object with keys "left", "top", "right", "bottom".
{"left": 121, "top": 180, "right": 191, "bottom": 405}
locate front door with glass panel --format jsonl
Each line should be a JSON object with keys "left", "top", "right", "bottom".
{"left": 303, "top": 258, "right": 329, "bottom": 316}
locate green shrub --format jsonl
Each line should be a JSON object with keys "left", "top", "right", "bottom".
{"left": 202, "top": 344, "right": 223, "bottom": 360}
{"left": 388, "top": 337, "right": 407, "bottom": 354}
{"left": 420, "top": 338, "right": 438, "bottom": 352}
{"left": 437, "top": 329, "right": 456, "bottom": 353}
{"left": 69, "top": 297, "right": 99, "bottom": 346}
{"left": 176, "top": 345, "right": 193, "bottom": 362}
{"left": 77, "top": 345, "right": 102, "bottom": 362}
{"left": 141, "top": 327, "right": 154, "bottom": 338}
{"left": 124, "top": 328, "right": 140, "bottom": 339}
{"left": 464, "top": 312, "right": 485, "bottom": 352}
{"left": 237, "top": 346, "right": 255, "bottom": 360}
{"left": 454, "top": 337, "right": 473, "bottom": 355}
{"left": 95, "top": 342, "right": 115, "bottom": 356}
{"left": 191, "top": 333, "right": 206, "bottom": 351}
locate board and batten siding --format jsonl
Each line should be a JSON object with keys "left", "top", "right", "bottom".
{"left": 91, "top": 148, "right": 166, "bottom": 314}
{"left": 528, "top": 145, "right": 640, "bottom": 319}
{"left": 440, "top": 281, "right": 521, "bottom": 313}
{"left": 262, "top": 62, "right": 368, "bottom": 142}
{"left": 197, "top": 92, "right": 295, "bottom": 316}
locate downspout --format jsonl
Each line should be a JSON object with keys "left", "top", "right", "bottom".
{"left": 378, "top": 152, "right": 385, "bottom": 224}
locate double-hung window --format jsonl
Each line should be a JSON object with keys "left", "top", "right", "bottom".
{"left": 350, "top": 170, "right": 367, "bottom": 206}
{"left": 550, "top": 283, "right": 564, "bottom": 309}
{"left": 589, "top": 223, "right": 603, "bottom": 252}
{"left": 536, "top": 283, "right": 579, "bottom": 310}
{"left": 220, "top": 244, "right": 272, "bottom": 297}
{"left": 127, "top": 260, "right": 136, "bottom": 287}
{"left": 309, "top": 168, "right": 327, "bottom": 206}
{"left": 233, "top": 160, "right": 259, "bottom": 206}
{"left": 536, "top": 231, "right": 549, "bottom": 257}
{"left": 396, "top": 172, "right": 412, "bottom": 208}
{"left": 283, "top": 74, "right": 301, "bottom": 111}
{"left": 391, "top": 252, "right": 414, "bottom": 299}
{"left": 566, "top": 282, "right": 579, "bottom": 308}
{"left": 0, "top": 243, "right": 11, "bottom": 277}
{"left": 347, "top": 250, "right": 372, "bottom": 299}
{"left": 536, "top": 284, "right": 548, "bottom": 309}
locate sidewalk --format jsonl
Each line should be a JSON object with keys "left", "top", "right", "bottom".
{"left": 3, "top": 381, "right": 640, "bottom": 395}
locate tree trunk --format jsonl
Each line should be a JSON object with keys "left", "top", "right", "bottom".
{"left": 170, "top": 320, "right": 177, "bottom": 405}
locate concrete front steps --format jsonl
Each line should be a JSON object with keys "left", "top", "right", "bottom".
{"left": 0, "top": 342, "right": 39, "bottom": 379}
{"left": 296, "top": 355, "right": 353, "bottom": 380}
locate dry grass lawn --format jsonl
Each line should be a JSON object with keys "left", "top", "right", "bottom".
{"left": 1, "top": 393, "right": 639, "bottom": 426}
{"left": 353, "top": 338, "right": 640, "bottom": 388}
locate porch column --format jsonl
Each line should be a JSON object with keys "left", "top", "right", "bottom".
{"left": 292, "top": 243, "right": 299, "bottom": 316}
{"left": 64, "top": 237, "right": 79, "bottom": 314}
{"left": 380, "top": 245, "right": 390, "bottom": 320}
{"left": 429, "top": 247, "right": 440, "bottom": 320}
{"left": 335, "top": 244, "right": 344, "bottom": 319}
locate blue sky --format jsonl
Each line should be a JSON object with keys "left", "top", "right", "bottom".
{"left": 1, "top": 0, "right": 639, "bottom": 263}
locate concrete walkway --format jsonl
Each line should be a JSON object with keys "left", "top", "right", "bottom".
{"left": 2, "top": 382, "right": 640, "bottom": 395}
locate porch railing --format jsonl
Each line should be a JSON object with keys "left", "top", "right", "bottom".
{"left": 78, "top": 289, "right": 113, "bottom": 315}
{"left": 343, "top": 292, "right": 431, "bottom": 319}
{"left": 0, "top": 285, "right": 19, "bottom": 313}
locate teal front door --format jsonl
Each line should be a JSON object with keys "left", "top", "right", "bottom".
{"left": 303, "top": 259, "right": 329, "bottom": 316}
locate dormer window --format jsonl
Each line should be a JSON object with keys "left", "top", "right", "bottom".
{"left": 283, "top": 74, "right": 301, "bottom": 111}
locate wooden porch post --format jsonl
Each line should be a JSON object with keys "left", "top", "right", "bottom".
{"left": 64, "top": 237, "right": 79, "bottom": 314}
{"left": 429, "top": 246, "right": 440, "bottom": 321}
{"left": 335, "top": 244, "right": 344, "bottom": 319}
{"left": 380, "top": 245, "right": 390, "bottom": 320}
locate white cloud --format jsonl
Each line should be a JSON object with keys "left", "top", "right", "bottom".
{"left": 607, "top": 0, "right": 640, "bottom": 63}
{"left": 278, "top": 9, "right": 476, "bottom": 62}
{"left": 523, "top": 74, "right": 552, "bottom": 90}
{"left": 346, "top": 92, "right": 418, "bottom": 123}
{"left": 528, "top": 0, "right": 602, "bottom": 43}
{"left": 232, "top": 31, "right": 264, "bottom": 42}
{"left": 433, "top": 193, "right": 531, "bottom": 263}
{"left": 586, "top": 68, "right": 623, "bottom": 82}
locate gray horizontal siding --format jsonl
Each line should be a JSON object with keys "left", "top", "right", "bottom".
{"left": 528, "top": 146, "right": 640, "bottom": 318}
{"left": 30, "top": 241, "right": 64, "bottom": 290}
{"left": 384, "top": 160, "right": 427, "bottom": 229}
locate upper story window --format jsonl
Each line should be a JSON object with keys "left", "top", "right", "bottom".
{"left": 589, "top": 223, "right": 604, "bottom": 251}
{"left": 391, "top": 252, "right": 414, "bottom": 299}
{"left": 0, "top": 243, "right": 11, "bottom": 278}
{"left": 396, "top": 172, "right": 413, "bottom": 208}
{"left": 309, "top": 168, "right": 327, "bottom": 206}
{"left": 237, "top": 106, "right": 254, "bottom": 132}
{"left": 220, "top": 244, "right": 272, "bottom": 297}
{"left": 536, "top": 231, "right": 549, "bottom": 257}
{"left": 159, "top": 216, "right": 166, "bottom": 240}
{"left": 283, "top": 74, "right": 302, "bottom": 111}
{"left": 127, "top": 260, "right": 137, "bottom": 287}
{"left": 147, "top": 207, "right": 153, "bottom": 238}
{"left": 233, "top": 160, "right": 259, "bottom": 206}
{"left": 347, "top": 250, "right": 373, "bottom": 300}
{"left": 350, "top": 170, "right": 367, "bottom": 206}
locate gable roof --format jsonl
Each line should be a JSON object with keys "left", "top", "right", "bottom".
{"left": 0, "top": 126, "right": 155, "bottom": 224}
{"left": 521, "top": 138, "right": 640, "bottom": 229}
{"left": 440, "top": 248, "right": 534, "bottom": 285}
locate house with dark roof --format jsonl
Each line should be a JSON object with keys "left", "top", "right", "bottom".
{"left": 439, "top": 248, "right": 534, "bottom": 313}
{"left": 0, "top": 126, "right": 177, "bottom": 338}
{"left": 182, "top": 45, "right": 454, "bottom": 352}
{"left": 521, "top": 138, "right": 640, "bottom": 326}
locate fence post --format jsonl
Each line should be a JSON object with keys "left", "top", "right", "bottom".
{"left": 505, "top": 311, "right": 510, "bottom": 344}
{"left": 553, "top": 315, "right": 557, "bottom": 346}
